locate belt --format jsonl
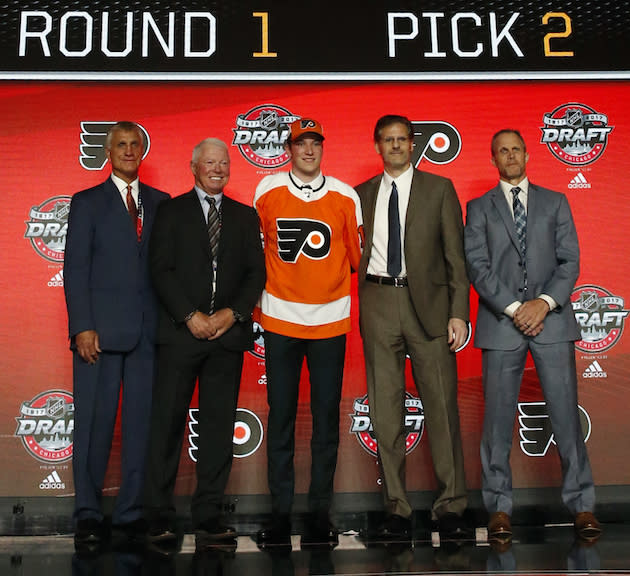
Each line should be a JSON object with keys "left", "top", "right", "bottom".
{"left": 365, "top": 274, "right": 408, "bottom": 287}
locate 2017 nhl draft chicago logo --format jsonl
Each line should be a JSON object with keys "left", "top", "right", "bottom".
{"left": 24, "top": 196, "right": 71, "bottom": 263}
{"left": 79, "top": 121, "right": 151, "bottom": 171}
{"left": 540, "top": 103, "right": 614, "bottom": 166}
{"left": 572, "top": 285, "right": 629, "bottom": 353}
{"left": 232, "top": 104, "right": 299, "bottom": 168}
{"left": 411, "top": 121, "right": 462, "bottom": 166}
{"left": 14, "top": 390, "right": 74, "bottom": 463}
{"left": 249, "top": 321, "right": 265, "bottom": 360}
{"left": 350, "top": 393, "right": 424, "bottom": 457}
{"left": 188, "top": 407, "right": 264, "bottom": 461}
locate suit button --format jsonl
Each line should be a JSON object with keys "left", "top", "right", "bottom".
{"left": 518, "top": 288, "right": 523, "bottom": 293}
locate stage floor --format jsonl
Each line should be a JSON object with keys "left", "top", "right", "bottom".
{"left": 3, "top": 522, "right": 630, "bottom": 575}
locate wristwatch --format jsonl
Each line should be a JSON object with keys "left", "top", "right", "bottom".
{"left": 231, "top": 308, "right": 248, "bottom": 323}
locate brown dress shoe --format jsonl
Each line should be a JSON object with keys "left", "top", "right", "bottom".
{"left": 488, "top": 511, "right": 512, "bottom": 543}
{"left": 574, "top": 511, "right": 602, "bottom": 542}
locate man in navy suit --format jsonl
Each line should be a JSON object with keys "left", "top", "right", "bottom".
{"left": 64, "top": 121, "right": 169, "bottom": 548}
{"left": 144, "top": 138, "right": 265, "bottom": 551}
{"left": 464, "top": 129, "right": 600, "bottom": 545}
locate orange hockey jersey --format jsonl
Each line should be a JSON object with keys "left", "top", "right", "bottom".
{"left": 254, "top": 172, "right": 363, "bottom": 339}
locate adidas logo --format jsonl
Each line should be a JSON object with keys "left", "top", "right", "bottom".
{"left": 39, "top": 470, "right": 65, "bottom": 490}
{"left": 48, "top": 269, "right": 64, "bottom": 287}
{"left": 568, "top": 172, "right": 591, "bottom": 189}
{"left": 582, "top": 360, "right": 607, "bottom": 378}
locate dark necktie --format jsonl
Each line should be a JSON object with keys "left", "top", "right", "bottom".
{"left": 206, "top": 196, "right": 220, "bottom": 312}
{"left": 511, "top": 187, "right": 527, "bottom": 256}
{"left": 126, "top": 184, "right": 139, "bottom": 238}
{"left": 387, "top": 181, "right": 402, "bottom": 277}
{"left": 205, "top": 196, "right": 221, "bottom": 260}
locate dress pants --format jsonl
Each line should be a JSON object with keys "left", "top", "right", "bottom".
{"left": 144, "top": 337, "right": 242, "bottom": 527}
{"left": 263, "top": 331, "right": 346, "bottom": 516}
{"left": 359, "top": 282, "right": 467, "bottom": 521}
{"left": 72, "top": 330, "right": 154, "bottom": 524}
{"left": 481, "top": 340, "right": 595, "bottom": 516}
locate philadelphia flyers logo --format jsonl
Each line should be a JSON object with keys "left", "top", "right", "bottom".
{"left": 298, "top": 119, "right": 317, "bottom": 130}
{"left": 277, "top": 218, "right": 331, "bottom": 262}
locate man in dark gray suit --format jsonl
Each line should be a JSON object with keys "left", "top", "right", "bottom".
{"left": 64, "top": 121, "right": 169, "bottom": 549}
{"left": 464, "top": 129, "right": 600, "bottom": 545}
{"left": 144, "top": 138, "right": 265, "bottom": 551}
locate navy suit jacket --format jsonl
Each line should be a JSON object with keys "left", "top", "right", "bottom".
{"left": 64, "top": 177, "right": 170, "bottom": 351}
{"left": 464, "top": 183, "right": 581, "bottom": 350}
{"left": 149, "top": 190, "right": 265, "bottom": 352}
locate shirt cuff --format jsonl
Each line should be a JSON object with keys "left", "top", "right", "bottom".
{"left": 538, "top": 294, "right": 557, "bottom": 311}
{"left": 504, "top": 301, "right": 521, "bottom": 318}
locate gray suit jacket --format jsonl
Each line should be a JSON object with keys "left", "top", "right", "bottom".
{"left": 357, "top": 168, "right": 469, "bottom": 338}
{"left": 464, "top": 183, "right": 581, "bottom": 350}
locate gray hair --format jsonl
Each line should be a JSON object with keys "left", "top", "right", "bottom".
{"left": 105, "top": 121, "right": 146, "bottom": 151}
{"left": 191, "top": 138, "right": 229, "bottom": 163}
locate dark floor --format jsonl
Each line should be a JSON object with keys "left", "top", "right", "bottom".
{"left": 3, "top": 520, "right": 630, "bottom": 575}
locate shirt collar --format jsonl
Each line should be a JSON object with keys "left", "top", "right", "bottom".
{"left": 111, "top": 173, "right": 139, "bottom": 194}
{"left": 499, "top": 177, "right": 529, "bottom": 197}
{"left": 383, "top": 163, "right": 413, "bottom": 190}
{"left": 195, "top": 185, "right": 223, "bottom": 208}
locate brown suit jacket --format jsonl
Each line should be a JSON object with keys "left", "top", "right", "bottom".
{"left": 356, "top": 168, "right": 469, "bottom": 337}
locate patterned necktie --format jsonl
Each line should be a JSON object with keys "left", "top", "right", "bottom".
{"left": 205, "top": 196, "right": 221, "bottom": 260}
{"left": 387, "top": 181, "right": 402, "bottom": 277}
{"left": 126, "top": 184, "right": 139, "bottom": 238}
{"left": 206, "top": 196, "right": 220, "bottom": 312}
{"left": 511, "top": 187, "right": 527, "bottom": 257}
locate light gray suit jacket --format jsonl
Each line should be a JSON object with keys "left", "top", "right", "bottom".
{"left": 464, "top": 183, "right": 581, "bottom": 350}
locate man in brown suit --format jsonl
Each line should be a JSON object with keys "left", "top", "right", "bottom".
{"left": 356, "top": 114, "right": 470, "bottom": 542}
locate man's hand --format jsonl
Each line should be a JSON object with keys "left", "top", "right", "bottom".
{"left": 186, "top": 309, "right": 236, "bottom": 340}
{"left": 185, "top": 311, "right": 217, "bottom": 339}
{"left": 75, "top": 330, "right": 101, "bottom": 364}
{"left": 513, "top": 298, "right": 549, "bottom": 337}
{"left": 206, "top": 308, "right": 236, "bottom": 340}
{"left": 448, "top": 318, "right": 468, "bottom": 351}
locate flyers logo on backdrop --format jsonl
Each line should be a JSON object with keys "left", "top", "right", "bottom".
{"left": 518, "top": 402, "right": 591, "bottom": 457}
{"left": 24, "top": 195, "right": 71, "bottom": 263}
{"left": 540, "top": 103, "right": 614, "bottom": 166}
{"left": 572, "top": 285, "right": 629, "bottom": 353}
{"left": 79, "top": 121, "right": 151, "bottom": 170}
{"left": 410, "top": 121, "right": 462, "bottom": 165}
{"left": 232, "top": 104, "right": 299, "bottom": 168}
{"left": 188, "top": 408, "right": 263, "bottom": 460}
{"left": 350, "top": 393, "right": 424, "bottom": 457}
{"left": 15, "top": 390, "right": 74, "bottom": 463}
{"left": 276, "top": 218, "right": 331, "bottom": 262}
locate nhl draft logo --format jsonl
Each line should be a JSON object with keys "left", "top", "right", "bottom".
{"left": 15, "top": 390, "right": 74, "bottom": 463}
{"left": 518, "top": 402, "right": 591, "bottom": 457}
{"left": 411, "top": 121, "right": 462, "bottom": 165}
{"left": 232, "top": 104, "right": 299, "bottom": 168}
{"left": 540, "top": 103, "right": 614, "bottom": 166}
{"left": 79, "top": 121, "right": 151, "bottom": 170}
{"left": 350, "top": 393, "right": 424, "bottom": 457}
{"left": 24, "top": 196, "right": 71, "bottom": 263}
{"left": 188, "top": 407, "right": 264, "bottom": 460}
{"left": 249, "top": 321, "right": 266, "bottom": 360}
{"left": 572, "top": 285, "right": 629, "bottom": 353}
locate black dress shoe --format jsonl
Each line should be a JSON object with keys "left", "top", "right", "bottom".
{"left": 437, "top": 512, "right": 471, "bottom": 540}
{"left": 256, "top": 516, "right": 292, "bottom": 549}
{"left": 373, "top": 514, "right": 412, "bottom": 543}
{"left": 195, "top": 518, "right": 238, "bottom": 549}
{"left": 146, "top": 517, "right": 177, "bottom": 543}
{"left": 75, "top": 518, "right": 105, "bottom": 545}
{"left": 301, "top": 513, "right": 339, "bottom": 548}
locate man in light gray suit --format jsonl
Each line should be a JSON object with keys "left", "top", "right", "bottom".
{"left": 464, "top": 129, "right": 600, "bottom": 545}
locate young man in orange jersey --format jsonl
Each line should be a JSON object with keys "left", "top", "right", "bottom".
{"left": 254, "top": 118, "right": 363, "bottom": 550}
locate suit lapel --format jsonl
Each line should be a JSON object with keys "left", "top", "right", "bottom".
{"left": 362, "top": 176, "right": 381, "bottom": 257}
{"left": 490, "top": 185, "right": 522, "bottom": 255}
{"left": 103, "top": 178, "right": 137, "bottom": 240}
{"left": 405, "top": 170, "right": 423, "bottom": 239}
